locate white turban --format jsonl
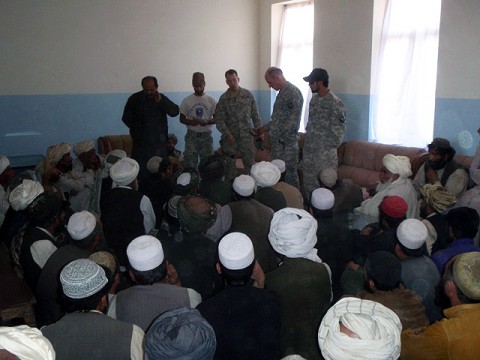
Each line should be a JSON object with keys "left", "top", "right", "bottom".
{"left": 146, "top": 156, "right": 163, "bottom": 174}
{"left": 250, "top": 161, "right": 281, "bottom": 187}
{"left": 73, "top": 140, "right": 94, "bottom": 157}
{"left": 46, "top": 143, "right": 71, "bottom": 166}
{"left": 9, "top": 180, "right": 45, "bottom": 211}
{"left": 109, "top": 157, "right": 139, "bottom": 186}
{"left": 0, "top": 155, "right": 10, "bottom": 175}
{"left": 382, "top": 154, "right": 412, "bottom": 178}
{"left": 318, "top": 297, "right": 402, "bottom": 360}
{"left": 105, "top": 149, "right": 127, "bottom": 171}
{"left": 0, "top": 325, "right": 55, "bottom": 360}
{"left": 268, "top": 207, "right": 321, "bottom": 263}
{"left": 233, "top": 175, "right": 255, "bottom": 197}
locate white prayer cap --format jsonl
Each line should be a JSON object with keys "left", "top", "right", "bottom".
{"left": 147, "top": 156, "right": 163, "bottom": 174}
{"left": 218, "top": 232, "right": 255, "bottom": 270}
{"left": 0, "top": 155, "right": 10, "bottom": 175}
{"left": 233, "top": 175, "right": 255, "bottom": 197}
{"left": 127, "top": 235, "right": 164, "bottom": 271}
{"left": 73, "top": 140, "right": 94, "bottom": 157}
{"left": 0, "top": 325, "right": 55, "bottom": 360}
{"left": 168, "top": 195, "right": 182, "bottom": 219}
{"left": 60, "top": 259, "right": 108, "bottom": 299}
{"left": 9, "top": 180, "right": 44, "bottom": 211}
{"left": 67, "top": 211, "right": 97, "bottom": 240}
{"left": 271, "top": 159, "right": 286, "bottom": 173}
{"left": 105, "top": 149, "right": 127, "bottom": 171}
{"left": 250, "top": 161, "right": 281, "bottom": 187}
{"left": 319, "top": 168, "right": 337, "bottom": 188}
{"left": 311, "top": 188, "right": 335, "bottom": 210}
{"left": 396, "top": 218, "right": 428, "bottom": 250}
{"left": 110, "top": 157, "right": 139, "bottom": 186}
{"left": 281, "top": 356, "right": 307, "bottom": 360}
{"left": 177, "top": 172, "right": 192, "bottom": 186}
{"left": 382, "top": 154, "right": 412, "bottom": 178}
{"left": 269, "top": 207, "right": 320, "bottom": 263}
{"left": 46, "top": 143, "right": 71, "bottom": 166}
{"left": 318, "top": 297, "right": 402, "bottom": 360}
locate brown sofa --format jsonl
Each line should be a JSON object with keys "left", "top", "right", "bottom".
{"left": 97, "top": 134, "right": 133, "bottom": 156}
{"left": 97, "top": 135, "right": 473, "bottom": 188}
{"left": 337, "top": 140, "right": 473, "bottom": 188}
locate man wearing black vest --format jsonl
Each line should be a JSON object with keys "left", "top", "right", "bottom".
{"left": 100, "top": 157, "right": 155, "bottom": 268}
{"left": 413, "top": 137, "right": 470, "bottom": 198}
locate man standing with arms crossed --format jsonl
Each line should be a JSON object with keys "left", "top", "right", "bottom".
{"left": 215, "top": 69, "right": 264, "bottom": 182}
{"left": 264, "top": 67, "right": 303, "bottom": 188}
{"left": 302, "top": 68, "right": 346, "bottom": 203}
{"left": 122, "top": 76, "right": 179, "bottom": 182}
{"left": 179, "top": 72, "right": 216, "bottom": 168}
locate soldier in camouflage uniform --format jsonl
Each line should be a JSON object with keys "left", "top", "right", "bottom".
{"left": 265, "top": 67, "right": 303, "bottom": 188}
{"left": 215, "top": 69, "right": 264, "bottom": 182}
{"left": 302, "top": 68, "right": 346, "bottom": 203}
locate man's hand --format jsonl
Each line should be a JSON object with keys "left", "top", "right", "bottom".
{"left": 164, "top": 261, "right": 181, "bottom": 286}
{"left": 426, "top": 166, "right": 439, "bottom": 184}
{"left": 153, "top": 91, "right": 162, "bottom": 103}
{"left": 227, "top": 133, "right": 235, "bottom": 145}
{"left": 251, "top": 261, "right": 265, "bottom": 289}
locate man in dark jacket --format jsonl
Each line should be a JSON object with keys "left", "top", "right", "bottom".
{"left": 122, "top": 76, "right": 179, "bottom": 181}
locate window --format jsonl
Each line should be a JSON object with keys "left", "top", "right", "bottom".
{"left": 274, "top": 1, "right": 314, "bottom": 132}
{"left": 370, "top": 0, "right": 442, "bottom": 147}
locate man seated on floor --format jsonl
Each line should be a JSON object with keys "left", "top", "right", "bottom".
{"left": 107, "top": 235, "right": 201, "bottom": 332}
{"left": 41, "top": 258, "right": 144, "bottom": 359}
{"left": 271, "top": 159, "right": 304, "bottom": 210}
{"left": 395, "top": 218, "right": 442, "bottom": 323}
{"left": 431, "top": 206, "right": 480, "bottom": 274}
{"left": 355, "top": 250, "right": 429, "bottom": 330}
{"left": 197, "top": 232, "right": 281, "bottom": 359}
{"left": 250, "top": 161, "right": 287, "bottom": 212}
{"left": 401, "top": 252, "right": 480, "bottom": 359}
{"left": 266, "top": 207, "right": 331, "bottom": 359}
{"left": 145, "top": 307, "right": 216, "bottom": 360}
{"left": 419, "top": 184, "right": 456, "bottom": 255}
{"left": 318, "top": 167, "right": 363, "bottom": 214}
{"left": 35, "top": 210, "right": 103, "bottom": 326}
{"left": 100, "top": 157, "right": 156, "bottom": 268}
{"left": 318, "top": 297, "right": 402, "bottom": 360}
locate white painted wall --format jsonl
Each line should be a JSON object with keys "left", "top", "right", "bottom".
{"left": 436, "top": 0, "right": 480, "bottom": 99}
{"left": 0, "top": 0, "right": 260, "bottom": 95}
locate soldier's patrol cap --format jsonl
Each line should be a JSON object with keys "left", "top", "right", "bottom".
{"left": 303, "top": 68, "right": 329, "bottom": 83}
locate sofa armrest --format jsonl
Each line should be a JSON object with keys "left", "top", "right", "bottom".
{"left": 97, "top": 135, "right": 133, "bottom": 157}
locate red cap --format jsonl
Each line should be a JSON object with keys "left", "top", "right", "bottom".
{"left": 380, "top": 196, "right": 408, "bottom": 218}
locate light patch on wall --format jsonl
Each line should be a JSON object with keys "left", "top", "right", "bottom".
{"left": 5, "top": 132, "right": 41, "bottom": 137}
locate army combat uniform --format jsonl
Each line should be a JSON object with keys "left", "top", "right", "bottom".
{"left": 215, "top": 87, "right": 262, "bottom": 181}
{"left": 301, "top": 90, "right": 346, "bottom": 201}
{"left": 269, "top": 81, "right": 303, "bottom": 188}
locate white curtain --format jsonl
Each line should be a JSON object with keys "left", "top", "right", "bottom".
{"left": 370, "top": 0, "right": 442, "bottom": 147}
{"left": 277, "top": 1, "right": 313, "bottom": 132}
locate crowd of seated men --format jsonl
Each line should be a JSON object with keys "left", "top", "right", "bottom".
{"left": 0, "top": 130, "right": 479, "bottom": 359}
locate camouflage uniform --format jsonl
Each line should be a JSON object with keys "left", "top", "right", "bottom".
{"left": 301, "top": 91, "right": 346, "bottom": 201}
{"left": 269, "top": 81, "right": 303, "bottom": 188}
{"left": 215, "top": 87, "right": 262, "bottom": 181}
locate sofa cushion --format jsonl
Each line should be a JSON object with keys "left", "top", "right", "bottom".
{"left": 337, "top": 140, "right": 428, "bottom": 188}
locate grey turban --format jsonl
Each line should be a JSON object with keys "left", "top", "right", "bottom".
{"left": 268, "top": 207, "right": 321, "bottom": 263}
{"left": 145, "top": 307, "right": 216, "bottom": 360}
{"left": 318, "top": 297, "right": 402, "bottom": 360}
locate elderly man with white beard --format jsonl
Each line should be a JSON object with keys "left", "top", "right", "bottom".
{"left": 355, "top": 154, "right": 417, "bottom": 219}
